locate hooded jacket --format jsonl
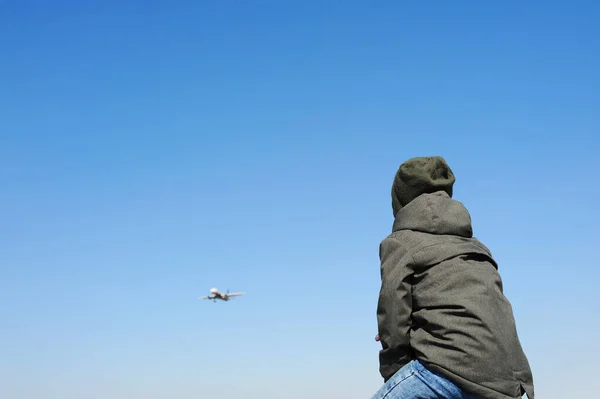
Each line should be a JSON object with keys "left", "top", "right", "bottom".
{"left": 376, "top": 191, "right": 534, "bottom": 399}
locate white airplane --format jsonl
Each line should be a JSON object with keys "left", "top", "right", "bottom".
{"left": 199, "top": 287, "right": 246, "bottom": 302}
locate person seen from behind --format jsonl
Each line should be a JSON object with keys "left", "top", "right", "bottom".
{"left": 371, "top": 156, "right": 534, "bottom": 399}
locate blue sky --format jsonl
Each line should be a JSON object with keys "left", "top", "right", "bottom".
{"left": 1, "top": 1, "right": 598, "bottom": 398}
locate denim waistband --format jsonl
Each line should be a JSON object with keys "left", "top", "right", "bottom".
{"left": 412, "top": 359, "right": 426, "bottom": 373}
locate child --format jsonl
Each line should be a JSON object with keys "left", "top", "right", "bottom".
{"left": 372, "top": 156, "right": 534, "bottom": 399}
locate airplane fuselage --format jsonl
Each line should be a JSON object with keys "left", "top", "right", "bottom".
{"left": 200, "top": 287, "right": 245, "bottom": 302}
{"left": 212, "top": 293, "right": 229, "bottom": 301}
{"left": 207, "top": 290, "right": 230, "bottom": 301}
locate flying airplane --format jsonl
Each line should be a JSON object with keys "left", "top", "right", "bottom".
{"left": 199, "top": 287, "right": 246, "bottom": 302}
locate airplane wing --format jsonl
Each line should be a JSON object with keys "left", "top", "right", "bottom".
{"left": 227, "top": 292, "right": 246, "bottom": 297}
{"left": 199, "top": 296, "right": 211, "bottom": 299}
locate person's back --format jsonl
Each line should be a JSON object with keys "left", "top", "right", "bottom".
{"left": 372, "top": 156, "right": 534, "bottom": 399}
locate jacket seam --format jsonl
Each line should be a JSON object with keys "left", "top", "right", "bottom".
{"left": 425, "top": 362, "right": 521, "bottom": 397}
{"left": 386, "top": 236, "right": 418, "bottom": 266}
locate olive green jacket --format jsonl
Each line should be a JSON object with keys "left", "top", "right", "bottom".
{"left": 377, "top": 191, "right": 534, "bottom": 399}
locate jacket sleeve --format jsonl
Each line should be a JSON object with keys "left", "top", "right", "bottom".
{"left": 376, "top": 236, "right": 414, "bottom": 382}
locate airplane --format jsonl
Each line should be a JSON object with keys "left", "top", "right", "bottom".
{"left": 199, "top": 287, "right": 246, "bottom": 302}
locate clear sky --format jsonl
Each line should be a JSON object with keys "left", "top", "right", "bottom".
{"left": 1, "top": 1, "right": 598, "bottom": 398}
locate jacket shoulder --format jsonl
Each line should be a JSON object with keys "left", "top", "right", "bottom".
{"left": 384, "top": 230, "right": 497, "bottom": 270}
{"left": 383, "top": 230, "right": 428, "bottom": 254}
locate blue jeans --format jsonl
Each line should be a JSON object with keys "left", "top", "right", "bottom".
{"left": 370, "top": 360, "right": 477, "bottom": 399}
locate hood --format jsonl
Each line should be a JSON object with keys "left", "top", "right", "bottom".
{"left": 391, "top": 156, "right": 455, "bottom": 217}
{"left": 392, "top": 191, "right": 473, "bottom": 237}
